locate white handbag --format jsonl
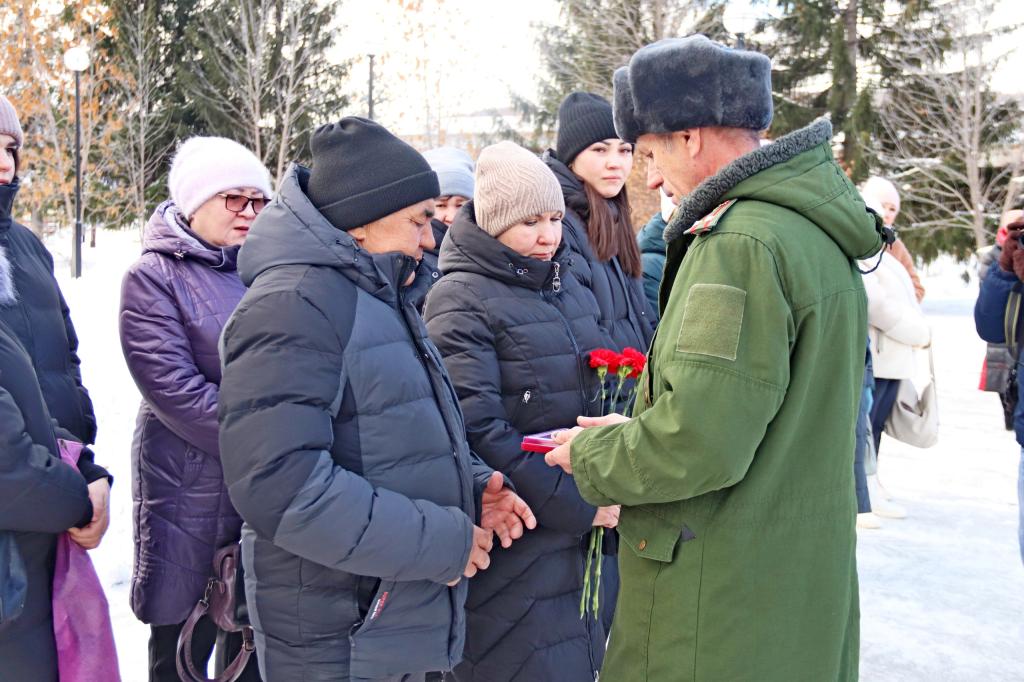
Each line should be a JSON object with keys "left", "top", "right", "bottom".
{"left": 884, "top": 346, "right": 939, "bottom": 448}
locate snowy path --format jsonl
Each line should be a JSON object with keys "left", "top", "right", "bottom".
{"left": 48, "top": 229, "right": 1023, "bottom": 681}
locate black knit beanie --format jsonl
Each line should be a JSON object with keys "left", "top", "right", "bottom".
{"left": 555, "top": 92, "right": 619, "bottom": 166}
{"left": 307, "top": 117, "right": 439, "bottom": 231}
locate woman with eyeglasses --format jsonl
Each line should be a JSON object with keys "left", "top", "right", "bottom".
{"left": 118, "top": 136, "right": 271, "bottom": 681}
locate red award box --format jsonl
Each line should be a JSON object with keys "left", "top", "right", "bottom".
{"left": 521, "top": 429, "right": 567, "bottom": 454}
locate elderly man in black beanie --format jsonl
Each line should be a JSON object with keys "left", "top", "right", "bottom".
{"left": 218, "top": 117, "right": 536, "bottom": 682}
{"left": 545, "top": 36, "right": 885, "bottom": 681}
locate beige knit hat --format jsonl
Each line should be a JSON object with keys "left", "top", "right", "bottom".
{"left": 474, "top": 141, "right": 565, "bottom": 237}
{"left": 0, "top": 95, "right": 23, "bottom": 148}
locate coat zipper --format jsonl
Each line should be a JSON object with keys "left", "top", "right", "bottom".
{"left": 543, "top": 264, "right": 589, "bottom": 411}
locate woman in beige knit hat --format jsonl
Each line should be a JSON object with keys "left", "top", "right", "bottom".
{"left": 423, "top": 141, "right": 618, "bottom": 682}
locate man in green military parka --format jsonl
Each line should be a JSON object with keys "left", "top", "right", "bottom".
{"left": 545, "top": 36, "right": 883, "bottom": 682}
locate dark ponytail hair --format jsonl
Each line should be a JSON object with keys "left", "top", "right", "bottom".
{"left": 572, "top": 181, "right": 642, "bottom": 278}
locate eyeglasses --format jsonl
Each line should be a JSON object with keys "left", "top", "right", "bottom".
{"left": 217, "top": 193, "right": 268, "bottom": 215}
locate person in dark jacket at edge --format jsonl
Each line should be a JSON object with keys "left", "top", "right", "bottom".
{"left": 0, "top": 93, "right": 110, "bottom": 681}
{"left": 636, "top": 188, "right": 676, "bottom": 315}
{"left": 423, "top": 141, "right": 620, "bottom": 682}
{"left": 543, "top": 92, "right": 657, "bottom": 362}
{"left": 218, "top": 117, "right": 536, "bottom": 682}
{"left": 119, "top": 136, "right": 271, "bottom": 681}
{"left": 975, "top": 214, "right": 1024, "bottom": 566}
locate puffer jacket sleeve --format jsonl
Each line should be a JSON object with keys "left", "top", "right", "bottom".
{"left": 570, "top": 233, "right": 790, "bottom": 507}
{"left": 37, "top": 237, "right": 98, "bottom": 444}
{"left": 50, "top": 422, "right": 111, "bottom": 485}
{"left": 975, "top": 266, "right": 1018, "bottom": 343}
{"left": 0, "top": 386, "right": 91, "bottom": 533}
{"left": 862, "top": 263, "right": 930, "bottom": 348}
{"left": 219, "top": 288, "right": 472, "bottom": 584}
{"left": 119, "top": 261, "right": 221, "bottom": 456}
{"left": 57, "top": 290, "right": 97, "bottom": 444}
{"left": 425, "top": 280, "right": 596, "bottom": 536}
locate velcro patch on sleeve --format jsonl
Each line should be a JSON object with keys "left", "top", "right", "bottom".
{"left": 676, "top": 283, "right": 746, "bottom": 361}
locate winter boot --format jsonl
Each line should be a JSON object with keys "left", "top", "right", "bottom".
{"left": 857, "top": 512, "right": 883, "bottom": 529}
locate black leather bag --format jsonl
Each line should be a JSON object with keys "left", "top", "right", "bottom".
{"left": 0, "top": 531, "right": 27, "bottom": 633}
{"left": 176, "top": 544, "right": 255, "bottom": 682}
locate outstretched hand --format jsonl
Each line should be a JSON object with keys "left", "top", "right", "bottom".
{"left": 544, "top": 413, "right": 631, "bottom": 474}
{"left": 480, "top": 472, "right": 537, "bottom": 548}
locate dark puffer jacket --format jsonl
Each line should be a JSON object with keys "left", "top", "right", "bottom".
{"left": 543, "top": 152, "right": 656, "bottom": 352}
{"left": 0, "top": 180, "right": 97, "bottom": 444}
{"left": 423, "top": 205, "right": 617, "bottom": 682}
{"left": 0, "top": 318, "right": 92, "bottom": 681}
{"left": 119, "top": 201, "right": 246, "bottom": 625}
{"left": 219, "top": 164, "right": 496, "bottom": 681}
{"left": 413, "top": 218, "right": 448, "bottom": 312}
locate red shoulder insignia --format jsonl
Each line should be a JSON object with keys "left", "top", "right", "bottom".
{"left": 684, "top": 199, "right": 739, "bottom": 236}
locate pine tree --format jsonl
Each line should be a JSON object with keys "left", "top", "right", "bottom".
{"left": 767, "top": 0, "right": 941, "bottom": 181}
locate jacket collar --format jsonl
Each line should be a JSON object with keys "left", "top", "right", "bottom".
{"left": 142, "top": 201, "right": 239, "bottom": 271}
{"left": 239, "top": 163, "right": 424, "bottom": 309}
{"left": 664, "top": 119, "right": 833, "bottom": 244}
{"left": 0, "top": 179, "right": 19, "bottom": 234}
{"left": 439, "top": 201, "right": 565, "bottom": 291}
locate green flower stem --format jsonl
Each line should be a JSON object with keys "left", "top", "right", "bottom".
{"left": 580, "top": 527, "right": 598, "bottom": 618}
{"left": 592, "top": 527, "right": 604, "bottom": 616}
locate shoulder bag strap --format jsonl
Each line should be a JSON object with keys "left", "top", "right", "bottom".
{"left": 176, "top": 585, "right": 256, "bottom": 682}
{"left": 1005, "top": 288, "right": 1022, "bottom": 360}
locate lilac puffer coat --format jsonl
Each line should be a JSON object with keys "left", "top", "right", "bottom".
{"left": 119, "top": 201, "right": 246, "bottom": 625}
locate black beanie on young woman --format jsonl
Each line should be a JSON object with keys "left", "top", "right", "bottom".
{"left": 307, "top": 117, "right": 439, "bottom": 231}
{"left": 555, "top": 92, "right": 619, "bottom": 166}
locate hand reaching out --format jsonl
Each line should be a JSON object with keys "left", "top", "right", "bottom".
{"left": 544, "top": 413, "right": 631, "bottom": 474}
{"left": 479, "top": 471, "right": 537, "bottom": 548}
{"left": 448, "top": 525, "right": 494, "bottom": 586}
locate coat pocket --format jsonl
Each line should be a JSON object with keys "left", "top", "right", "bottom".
{"left": 617, "top": 506, "right": 696, "bottom": 563}
{"left": 348, "top": 579, "right": 451, "bottom": 679}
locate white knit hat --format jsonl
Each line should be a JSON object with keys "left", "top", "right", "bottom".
{"left": 860, "top": 176, "right": 900, "bottom": 213}
{"left": 474, "top": 141, "right": 565, "bottom": 237}
{"left": 423, "top": 147, "right": 475, "bottom": 199}
{"left": 168, "top": 136, "right": 272, "bottom": 218}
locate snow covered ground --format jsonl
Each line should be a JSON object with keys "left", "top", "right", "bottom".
{"left": 47, "top": 228, "right": 1023, "bottom": 681}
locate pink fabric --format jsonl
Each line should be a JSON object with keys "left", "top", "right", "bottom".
{"left": 53, "top": 439, "right": 121, "bottom": 682}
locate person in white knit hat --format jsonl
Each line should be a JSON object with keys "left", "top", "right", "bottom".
{"left": 423, "top": 140, "right": 619, "bottom": 682}
{"left": 418, "top": 147, "right": 476, "bottom": 292}
{"left": 166, "top": 136, "right": 274, "bottom": 247}
{"left": 119, "top": 135, "right": 270, "bottom": 682}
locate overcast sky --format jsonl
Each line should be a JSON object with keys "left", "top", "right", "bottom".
{"left": 337, "top": 0, "right": 1024, "bottom": 131}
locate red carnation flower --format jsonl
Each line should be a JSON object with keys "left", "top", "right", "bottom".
{"left": 621, "top": 347, "right": 647, "bottom": 379}
{"left": 588, "top": 348, "right": 617, "bottom": 369}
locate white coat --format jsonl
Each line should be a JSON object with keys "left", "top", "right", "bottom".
{"left": 862, "top": 251, "right": 931, "bottom": 381}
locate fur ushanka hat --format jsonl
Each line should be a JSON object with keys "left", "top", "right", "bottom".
{"left": 612, "top": 35, "right": 773, "bottom": 143}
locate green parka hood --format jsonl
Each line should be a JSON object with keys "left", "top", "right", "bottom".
{"left": 665, "top": 119, "right": 882, "bottom": 262}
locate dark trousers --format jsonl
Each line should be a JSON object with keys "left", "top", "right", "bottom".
{"left": 149, "top": 616, "right": 261, "bottom": 682}
{"left": 854, "top": 371, "right": 873, "bottom": 513}
{"left": 870, "top": 377, "right": 901, "bottom": 456}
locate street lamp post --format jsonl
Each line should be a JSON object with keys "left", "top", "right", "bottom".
{"left": 368, "top": 53, "right": 376, "bottom": 120}
{"left": 723, "top": 2, "right": 760, "bottom": 50}
{"left": 63, "top": 46, "right": 90, "bottom": 279}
